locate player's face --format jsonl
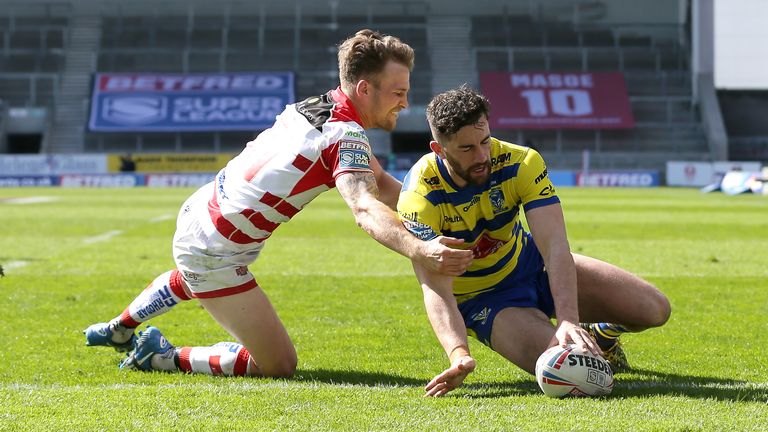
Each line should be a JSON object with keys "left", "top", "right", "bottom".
{"left": 366, "top": 61, "right": 410, "bottom": 131}
{"left": 436, "top": 116, "right": 492, "bottom": 187}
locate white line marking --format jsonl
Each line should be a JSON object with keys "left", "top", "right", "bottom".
{"left": 0, "top": 196, "right": 58, "bottom": 205}
{"left": 83, "top": 230, "right": 123, "bottom": 244}
{"left": 149, "top": 214, "right": 174, "bottom": 223}
{"left": 3, "top": 261, "right": 29, "bottom": 270}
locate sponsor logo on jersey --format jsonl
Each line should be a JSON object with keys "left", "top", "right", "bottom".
{"left": 443, "top": 214, "right": 463, "bottom": 224}
{"left": 471, "top": 307, "right": 491, "bottom": 325}
{"left": 491, "top": 152, "right": 511, "bottom": 167}
{"left": 539, "top": 185, "right": 555, "bottom": 196}
{"left": 344, "top": 130, "right": 369, "bottom": 142}
{"left": 489, "top": 186, "right": 508, "bottom": 214}
{"left": 339, "top": 148, "right": 370, "bottom": 169}
{"left": 462, "top": 195, "right": 481, "bottom": 212}
{"left": 470, "top": 233, "right": 505, "bottom": 259}
{"left": 534, "top": 168, "right": 549, "bottom": 184}
{"left": 338, "top": 140, "right": 371, "bottom": 152}
{"left": 402, "top": 219, "right": 438, "bottom": 241}
{"left": 424, "top": 176, "right": 440, "bottom": 187}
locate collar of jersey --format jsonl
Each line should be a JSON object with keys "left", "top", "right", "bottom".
{"left": 329, "top": 87, "right": 363, "bottom": 125}
{"left": 434, "top": 153, "right": 487, "bottom": 196}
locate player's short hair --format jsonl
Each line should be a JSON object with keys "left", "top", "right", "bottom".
{"left": 426, "top": 84, "right": 491, "bottom": 141}
{"left": 337, "top": 29, "right": 414, "bottom": 87}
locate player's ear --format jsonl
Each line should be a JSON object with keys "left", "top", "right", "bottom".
{"left": 355, "top": 79, "right": 369, "bottom": 97}
{"left": 429, "top": 140, "right": 443, "bottom": 156}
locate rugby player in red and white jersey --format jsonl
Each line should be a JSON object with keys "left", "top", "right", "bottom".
{"left": 84, "top": 30, "right": 473, "bottom": 377}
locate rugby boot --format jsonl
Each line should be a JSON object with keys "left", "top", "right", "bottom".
{"left": 580, "top": 322, "right": 630, "bottom": 373}
{"left": 84, "top": 321, "right": 136, "bottom": 352}
{"left": 119, "top": 326, "right": 174, "bottom": 371}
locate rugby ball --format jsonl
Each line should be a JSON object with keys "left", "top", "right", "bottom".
{"left": 535, "top": 344, "right": 614, "bottom": 397}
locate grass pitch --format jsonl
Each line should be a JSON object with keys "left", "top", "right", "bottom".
{"left": 0, "top": 187, "right": 766, "bottom": 431}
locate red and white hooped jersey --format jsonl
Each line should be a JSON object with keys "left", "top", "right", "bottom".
{"left": 206, "top": 87, "right": 373, "bottom": 252}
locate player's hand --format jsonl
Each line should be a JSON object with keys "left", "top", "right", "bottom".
{"left": 424, "top": 355, "right": 476, "bottom": 397}
{"left": 416, "top": 236, "right": 473, "bottom": 276}
{"left": 549, "top": 320, "right": 601, "bottom": 357}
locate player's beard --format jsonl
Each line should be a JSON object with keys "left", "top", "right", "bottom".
{"left": 444, "top": 152, "right": 491, "bottom": 187}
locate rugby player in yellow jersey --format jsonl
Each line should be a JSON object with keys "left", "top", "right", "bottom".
{"left": 398, "top": 85, "right": 671, "bottom": 397}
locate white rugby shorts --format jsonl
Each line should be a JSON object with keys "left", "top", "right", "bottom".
{"left": 172, "top": 182, "right": 263, "bottom": 298}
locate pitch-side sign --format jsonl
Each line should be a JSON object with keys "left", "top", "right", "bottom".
{"left": 89, "top": 72, "right": 294, "bottom": 132}
{"left": 480, "top": 72, "right": 634, "bottom": 129}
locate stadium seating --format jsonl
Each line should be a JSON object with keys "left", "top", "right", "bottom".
{"left": 3, "top": 0, "right": 749, "bottom": 173}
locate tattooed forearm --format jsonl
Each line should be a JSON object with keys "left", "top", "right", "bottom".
{"left": 336, "top": 171, "right": 379, "bottom": 206}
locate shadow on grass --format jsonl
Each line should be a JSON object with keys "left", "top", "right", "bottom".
{"left": 293, "top": 368, "right": 424, "bottom": 387}
{"left": 460, "top": 368, "right": 767, "bottom": 402}
{"left": 293, "top": 367, "right": 767, "bottom": 402}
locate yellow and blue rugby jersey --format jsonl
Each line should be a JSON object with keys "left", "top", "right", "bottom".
{"left": 397, "top": 138, "right": 560, "bottom": 302}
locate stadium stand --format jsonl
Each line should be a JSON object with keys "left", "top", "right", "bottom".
{"left": 2, "top": 0, "right": 762, "bottom": 175}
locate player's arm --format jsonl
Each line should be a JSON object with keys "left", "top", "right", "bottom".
{"left": 525, "top": 204, "right": 600, "bottom": 356}
{"left": 412, "top": 261, "right": 476, "bottom": 397}
{"left": 336, "top": 171, "right": 473, "bottom": 276}
{"left": 368, "top": 153, "right": 401, "bottom": 210}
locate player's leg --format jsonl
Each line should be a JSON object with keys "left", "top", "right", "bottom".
{"left": 574, "top": 253, "right": 671, "bottom": 370}
{"left": 574, "top": 252, "right": 670, "bottom": 332}
{"left": 489, "top": 307, "right": 555, "bottom": 374}
{"left": 119, "top": 284, "right": 296, "bottom": 378}
{"left": 84, "top": 269, "right": 193, "bottom": 351}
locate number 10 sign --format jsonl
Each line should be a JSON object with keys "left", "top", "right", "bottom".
{"left": 480, "top": 72, "right": 635, "bottom": 129}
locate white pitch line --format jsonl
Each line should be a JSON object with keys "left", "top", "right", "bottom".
{"left": 0, "top": 196, "right": 58, "bottom": 205}
{"left": 3, "top": 261, "right": 29, "bottom": 271}
{"left": 83, "top": 230, "right": 123, "bottom": 244}
{"left": 149, "top": 214, "right": 174, "bottom": 223}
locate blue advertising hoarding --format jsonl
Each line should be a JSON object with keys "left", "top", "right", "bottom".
{"left": 88, "top": 72, "right": 295, "bottom": 132}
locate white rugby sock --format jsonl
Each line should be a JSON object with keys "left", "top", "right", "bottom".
{"left": 172, "top": 342, "right": 257, "bottom": 376}
{"left": 116, "top": 270, "right": 191, "bottom": 329}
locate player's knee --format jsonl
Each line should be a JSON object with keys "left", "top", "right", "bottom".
{"left": 261, "top": 353, "right": 298, "bottom": 378}
{"left": 648, "top": 293, "right": 671, "bottom": 328}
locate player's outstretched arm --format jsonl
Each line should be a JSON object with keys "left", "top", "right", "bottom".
{"left": 336, "top": 171, "right": 473, "bottom": 276}
{"left": 526, "top": 203, "right": 600, "bottom": 356}
{"left": 413, "top": 261, "right": 476, "bottom": 397}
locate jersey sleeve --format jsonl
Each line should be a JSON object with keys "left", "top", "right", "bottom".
{"left": 397, "top": 190, "right": 443, "bottom": 241}
{"left": 515, "top": 148, "right": 561, "bottom": 213}
{"left": 325, "top": 128, "right": 374, "bottom": 180}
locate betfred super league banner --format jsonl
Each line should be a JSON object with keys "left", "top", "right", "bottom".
{"left": 480, "top": 72, "right": 634, "bottom": 129}
{"left": 89, "top": 73, "right": 295, "bottom": 132}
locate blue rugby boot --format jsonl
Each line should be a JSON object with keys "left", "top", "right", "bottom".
{"left": 120, "top": 326, "right": 174, "bottom": 371}
{"left": 84, "top": 321, "right": 136, "bottom": 352}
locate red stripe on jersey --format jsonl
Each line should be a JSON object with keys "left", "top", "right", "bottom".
{"left": 169, "top": 269, "right": 191, "bottom": 301}
{"left": 292, "top": 154, "right": 313, "bottom": 172}
{"left": 275, "top": 200, "right": 300, "bottom": 218}
{"left": 289, "top": 148, "right": 335, "bottom": 196}
{"left": 259, "top": 192, "right": 281, "bottom": 207}
{"left": 233, "top": 347, "right": 251, "bottom": 376}
{"left": 208, "top": 189, "right": 264, "bottom": 245}
{"left": 260, "top": 192, "right": 300, "bottom": 218}
{"left": 209, "top": 355, "right": 223, "bottom": 375}
{"left": 178, "top": 347, "right": 193, "bottom": 372}
{"left": 118, "top": 309, "right": 141, "bottom": 328}
{"left": 240, "top": 208, "right": 279, "bottom": 232}
{"left": 191, "top": 278, "right": 258, "bottom": 299}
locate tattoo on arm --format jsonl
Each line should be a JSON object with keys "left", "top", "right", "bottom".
{"left": 337, "top": 171, "right": 380, "bottom": 206}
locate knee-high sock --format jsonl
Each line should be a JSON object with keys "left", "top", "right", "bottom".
{"left": 594, "top": 323, "right": 630, "bottom": 339}
{"left": 152, "top": 342, "right": 257, "bottom": 377}
{"left": 117, "top": 269, "right": 191, "bottom": 328}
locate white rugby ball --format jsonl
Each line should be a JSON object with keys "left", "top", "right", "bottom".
{"left": 535, "top": 344, "right": 614, "bottom": 397}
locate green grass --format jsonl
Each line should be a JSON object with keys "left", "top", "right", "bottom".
{"left": 0, "top": 187, "right": 767, "bottom": 431}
